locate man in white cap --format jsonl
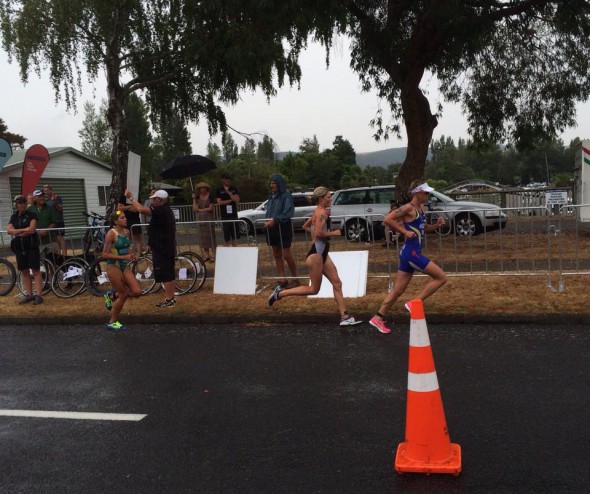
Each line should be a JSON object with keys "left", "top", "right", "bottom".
{"left": 369, "top": 180, "right": 447, "bottom": 334}
{"left": 125, "top": 188, "right": 177, "bottom": 307}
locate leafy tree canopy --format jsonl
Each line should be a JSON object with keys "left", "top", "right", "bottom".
{"left": 320, "top": 0, "right": 590, "bottom": 199}
{"left": 0, "top": 117, "right": 26, "bottom": 148}
{"left": 0, "top": 0, "right": 316, "bottom": 211}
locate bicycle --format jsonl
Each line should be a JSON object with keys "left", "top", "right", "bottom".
{"left": 0, "top": 257, "right": 17, "bottom": 296}
{"left": 50, "top": 256, "right": 89, "bottom": 298}
{"left": 82, "top": 212, "right": 109, "bottom": 258}
{"left": 128, "top": 252, "right": 204, "bottom": 296}
{"left": 16, "top": 256, "right": 53, "bottom": 296}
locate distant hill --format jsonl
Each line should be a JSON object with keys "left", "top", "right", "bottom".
{"left": 275, "top": 146, "right": 420, "bottom": 168}
{"left": 355, "top": 147, "right": 408, "bottom": 167}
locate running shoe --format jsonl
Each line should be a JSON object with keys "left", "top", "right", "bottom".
{"left": 268, "top": 286, "right": 282, "bottom": 306}
{"left": 369, "top": 316, "right": 392, "bottom": 334}
{"left": 339, "top": 315, "right": 362, "bottom": 326}
{"left": 404, "top": 301, "right": 412, "bottom": 312}
{"left": 19, "top": 294, "right": 35, "bottom": 305}
{"left": 106, "top": 321, "right": 127, "bottom": 331}
{"left": 104, "top": 291, "right": 114, "bottom": 311}
{"left": 156, "top": 298, "right": 177, "bottom": 308}
{"left": 33, "top": 295, "right": 43, "bottom": 305}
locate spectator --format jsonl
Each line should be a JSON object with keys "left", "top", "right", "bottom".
{"left": 126, "top": 188, "right": 177, "bottom": 308}
{"left": 216, "top": 172, "right": 240, "bottom": 246}
{"left": 192, "top": 182, "right": 217, "bottom": 262}
{"left": 26, "top": 193, "right": 34, "bottom": 207}
{"left": 7, "top": 195, "right": 43, "bottom": 305}
{"left": 43, "top": 185, "right": 67, "bottom": 256}
{"left": 29, "top": 189, "right": 56, "bottom": 251}
{"left": 142, "top": 187, "right": 157, "bottom": 224}
{"left": 118, "top": 194, "right": 143, "bottom": 255}
{"left": 264, "top": 174, "right": 299, "bottom": 288}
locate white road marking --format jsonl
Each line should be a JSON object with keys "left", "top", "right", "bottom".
{"left": 0, "top": 409, "right": 146, "bottom": 421}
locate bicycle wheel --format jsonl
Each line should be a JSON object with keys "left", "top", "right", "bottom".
{"left": 17, "top": 258, "right": 53, "bottom": 296}
{"left": 51, "top": 258, "right": 88, "bottom": 298}
{"left": 173, "top": 254, "right": 197, "bottom": 296}
{"left": 129, "top": 255, "right": 157, "bottom": 295}
{"left": 0, "top": 258, "right": 17, "bottom": 296}
{"left": 178, "top": 251, "right": 207, "bottom": 293}
{"left": 85, "top": 257, "right": 114, "bottom": 297}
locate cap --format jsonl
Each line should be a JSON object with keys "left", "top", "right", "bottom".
{"left": 149, "top": 189, "right": 169, "bottom": 200}
{"left": 221, "top": 172, "right": 232, "bottom": 180}
{"left": 33, "top": 190, "right": 44, "bottom": 197}
{"left": 411, "top": 183, "right": 435, "bottom": 195}
{"left": 14, "top": 195, "right": 27, "bottom": 203}
{"left": 195, "top": 181, "right": 210, "bottom": 189}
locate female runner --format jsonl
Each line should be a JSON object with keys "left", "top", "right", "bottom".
{"left": 268, "top": 186, "right": 361, "bottom": 326}
{"left": 102, "top": 210, "right": 142, "bottom": 330}
{"left": 369, "top": 180, "right": 447, "bottom": 334}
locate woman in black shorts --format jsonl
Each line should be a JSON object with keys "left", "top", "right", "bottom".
{"left": 267, "top": 186, "right": 361, "bottom": 327}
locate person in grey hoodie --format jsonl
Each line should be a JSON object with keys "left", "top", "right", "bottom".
{"left": 264, "top": 174, "right": 299, "bottom": 288}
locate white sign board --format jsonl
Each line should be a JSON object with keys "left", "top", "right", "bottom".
{"left": 126, "top": 151, "right": 141, "bottom": 200}
{"left": 213, "top": 246, "right": 259, "bottom": 295}
{"left": 545, "top": 189, "right": 568, "bottom": 206}
{"left": 309, "top": 250, "right": 368, "bottom": 298}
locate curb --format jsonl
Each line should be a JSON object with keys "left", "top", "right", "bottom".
{"left": 4, "top": 312, "right": 590, "bottom": 326}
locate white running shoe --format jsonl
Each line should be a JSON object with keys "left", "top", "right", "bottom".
{"left": 339, "top": 315, "right": 362, "bottom": 326}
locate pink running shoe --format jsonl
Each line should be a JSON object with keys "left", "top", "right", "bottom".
{"left": 369, "top": 316, "right": 391, "bottom": 334}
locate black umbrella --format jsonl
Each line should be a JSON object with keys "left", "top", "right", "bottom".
{"left": 160, "top": 154, "right": 216, "bottom": 189}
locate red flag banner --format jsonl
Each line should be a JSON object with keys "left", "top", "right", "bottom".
{"left": 21, "top": 144, "right": 50, "bottom": 195}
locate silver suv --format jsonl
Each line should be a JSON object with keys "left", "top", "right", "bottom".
{"left": 330, "top": 185, "right": 508, "bottom": 241}
{"left": 237, "top": 192, "right": 315, "bottom": 235}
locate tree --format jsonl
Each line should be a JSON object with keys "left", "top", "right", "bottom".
{"left": 299, "top": 135, "right": 320, "bottom": 154}
{"left": 221, "top": 133, "right": 239, "bottom": 164}
{"left": 78, "top": 101, "right": 111, "bottom": 162}
{"left": 332, "top": 1, "right": 590, "bottom": 200}
{"left": 206, "top": 141, "right": 223, "bottom": 165}
{"left": 332, "top": 135, "right": 356, "bottom": 165}
{"left": 257, "top": 135, "right": 276, "bottom": 164}
{"left": 0, "top": 118, "right": 26, "bottom": 148}
{"left": 0, "top": 1, "right": 310, "bottom": 212}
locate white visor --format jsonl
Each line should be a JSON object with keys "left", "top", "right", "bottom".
{"left": 411, "top": 183, "right": 435, "bottom": 194}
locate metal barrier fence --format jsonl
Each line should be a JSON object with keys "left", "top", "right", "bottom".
{"left": 2, "top": 202, "right": 589, "bottom": 292}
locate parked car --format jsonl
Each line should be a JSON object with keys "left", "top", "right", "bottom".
{"left": 329, "top": 185, "right": 508, "bottom": 241}
{"left": 237, "top": 192, "right": 315, "bottom": 235}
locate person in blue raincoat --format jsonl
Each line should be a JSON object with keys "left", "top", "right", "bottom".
{"left": 264, "top": 174, "right": 299, "bottom": 288}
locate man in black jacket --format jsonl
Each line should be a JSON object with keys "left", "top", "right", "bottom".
{"left": 125, "top": 188, "right": 177, "bottom": 308}
{"left": 7, "top": 195, "right": 43, "bottom": 304}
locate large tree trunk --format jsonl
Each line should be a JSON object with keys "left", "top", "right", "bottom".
{"left": 396, "top": 83, "right": 438, "bottom": 202}
{"left": 105, "top": 72, "right": 129, "bottom": 216}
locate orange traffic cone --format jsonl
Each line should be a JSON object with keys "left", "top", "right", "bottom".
{"left": 394, "top": 299, "right": 462, "bottom": 475}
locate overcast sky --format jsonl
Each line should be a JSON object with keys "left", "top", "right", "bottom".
{"left": 1, "top": 39, "right": 589, "bottom": 156}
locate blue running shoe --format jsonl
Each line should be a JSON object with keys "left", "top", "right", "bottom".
{"left": 268, "top": 285, "right": 282, "bottom": 307}
{"left": 106, "top": 321, "right": 127, "bottom": 331}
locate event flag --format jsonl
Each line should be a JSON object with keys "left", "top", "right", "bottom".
{"left": 0, "top": 138, "right": 12, "bottom": 174}
{"left": 21, "top": 144, "right": 50, "bottom": 195}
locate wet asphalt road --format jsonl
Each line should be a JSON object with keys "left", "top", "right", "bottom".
{"left": 0, "top": 322, "right": 588, "bottom": 493}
